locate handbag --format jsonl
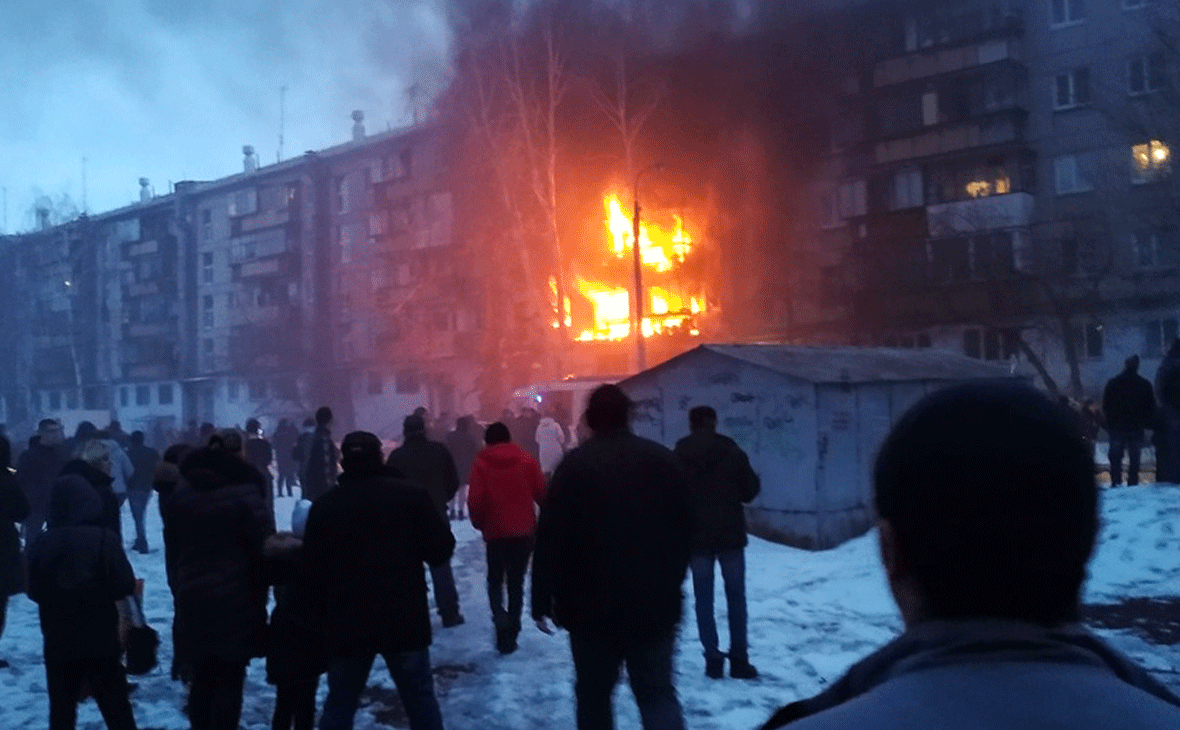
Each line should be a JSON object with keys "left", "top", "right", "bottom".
{"left": 122, "top": 587, "right": 159, "bottom": 675}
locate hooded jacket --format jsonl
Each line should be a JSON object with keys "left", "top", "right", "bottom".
{"left": 169, "top": 446, "right": 273, "bottom": 662}
{"left": 0, "top": 468, "right": 30, "bottom": 596}
{"left": 386, "top": 433, "right": 460, "bottom": 518}
{"left": 467, "top": 443, "right": 547, "bottom": 539}
{"left": 27, "top": 474, "right": 136, "bottom": 661}
{"left": 535, "top": 417, "right": 566, "bottom": 475}
{"left": 674, "top": 430, "right": 761, "bottom": 551}
{"left": 60, "top": 459, "right": 121, "bottom": 536}
{"left": 15, "top": 435, "right": 66, "bottom": 520}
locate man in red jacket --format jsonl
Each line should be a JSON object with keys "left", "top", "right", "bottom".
{"left": 467, "top": 422, "right": 547, "bottom": 654}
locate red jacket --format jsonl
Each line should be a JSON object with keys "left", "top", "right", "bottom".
{"left": 467, "top": 443, "right": 547, "bottom": 539}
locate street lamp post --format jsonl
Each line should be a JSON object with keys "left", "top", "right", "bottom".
{"left": 632, "top": 163, "right": 663, "bottom": 373}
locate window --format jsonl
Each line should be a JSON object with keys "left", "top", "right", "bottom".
{"left": 368, "top": 371, "right": 384, "bottom": 395}
{"left": 47, "top": 390, "right": 61, "bottom": 410}
{"left": 929, "top": 238, "right": 972, "bottom": 283}
{"left": 891, "top": 167, "right": 924, "bottom": 210}
{"left": 228, "top": 188, "right": 258, "bottom": 217}
{"left": 1054, "top": 68, "right": 1091, "bottom": 109}
{"left": 396, "top": 369, "right": 420, "bottom": 394}
{"left": 339, "top": 224, "right": 354, "bottom": 264}
{"left": 203, "top": 338, "right": 213, "bottom": 354}
{"left": 1054, "top": 154, "right": 1093, "bottom": 194}
{"left": 158, "top": 383, "right": 173, "bottom": 405}
{"left": 249, "top": 380, "right": 266, "bottom": 401}
{"left": 335, "top": 176, "right": 349, "bottom": 214}
{"left": 120, "top": 386, "right": 129, "bottom": 407}
{"left": 1135, "top": 230, "right": 1161, "bottom": 268}
{"left": 1051, "top": 0, "right": 1084, "bottom": 26}
{"left": 369, "top": 210, "right": 388, "bottom": 237}
{"left": 201, "top": 209, "right": 213, "bottom": 241}
{"left": 1132, "top": 141, "right": 1171, "bottom": 183}
{"left": 202, "top": 252, "right": 214, "bottom": 283}
{"left": 136, "top": 385, "right": 151, "bottom": 406}
{"left": 963, "top": 329, "right": 983, "bottom": 359}
{"left": 227, "top": 379, "right": 239, "bottom": 402}
{"left": 838, "top": 179, "right": 867, "bottom": 219}
{"left": 202, "top": 294, "right": 214, "bottom": 329}
{"left": 1145, "top": 318, "right": 1179, "bottom": 357}
{"left": 1129, "top": 53, "right": 1165, "bottom": 95}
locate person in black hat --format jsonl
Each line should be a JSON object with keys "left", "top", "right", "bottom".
{"left": 304, "top": 431, "right": 454, "bottom": 730}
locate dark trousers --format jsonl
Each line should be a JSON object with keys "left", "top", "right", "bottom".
{"left": 127, "top": 489, "right": 151, "bottom": 549}
{"left": 568, "top": 631, "right": 685, "bottom": 730}
{"left": 273, "top": 676, "right": 318, "bottom": 730}
{"left": 485, "top": 536, "right": 532, "bottom": 627}
{"left": 23, "top": 509, "right": 47, "bottom": 545}
{"left": 428, "top": 560, "right": 461, "bottom": 621}
{"left": 276, "top": 464, "right": 297, "bottom": 498}
{"left": 1109, "top": 430, "right": 1144, "bottom": 486}
{"left": 45, "top": 655, "right": 137, "bottom": 730}
{"left": 689, "top": 548, "right": 749, "bottom": 662}
{"left": 188, "top": 657, "right": 248, "bottom": 730}
{"left": 319, "top": 650, "right": 443, "bottom": 730}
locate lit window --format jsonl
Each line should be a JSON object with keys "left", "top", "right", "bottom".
{"left": 1132, "top": 141, "right": 1171, "bottom": 183}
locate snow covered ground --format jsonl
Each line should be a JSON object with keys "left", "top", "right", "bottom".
{"left": 2, "top": 484, "right": 1179, "bottom": 729}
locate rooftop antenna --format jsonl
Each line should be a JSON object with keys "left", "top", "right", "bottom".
{"left": 278, "top": 84, "right": 287, "bottom": 163}
{"left": 81, "top": 157, "right": 88, "bottom": 214}
{"left": 406, "top": 83, "right": 423, "bottom": 125}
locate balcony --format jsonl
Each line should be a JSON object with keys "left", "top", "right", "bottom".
{"left": 126, "top": 239, "right": 159, "bottom": 257}
{"left": 235, "top": 207, "right": 291, "bottom": 234}
{"left": 875, "top": 37, "right": 1021, "bottom": 88}
{"left": 874, "top": 112, "right": 1023, "bottom": 165}
{"left": 926, "top": 192, "right": 1034, "bottom": 236}
{"left": 234, "top": 253, "right": 293, "bottom": 280}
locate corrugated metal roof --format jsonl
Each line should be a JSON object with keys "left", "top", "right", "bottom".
{"left": 672, "top": 344, "right": 1019, "bottom": 384}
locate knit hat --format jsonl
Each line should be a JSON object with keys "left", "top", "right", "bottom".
{"left": 341, "top": 431, "right": 383, "bottom": 470}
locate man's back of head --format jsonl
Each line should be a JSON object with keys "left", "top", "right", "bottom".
{"left": 315, "top": 406, "right": 333, "bottom": 428}
{"left": 688, "top": 406, "right": 717, "bottom": 433}
{"left": 1125, "top": 355, "right": 1141, "bottom": 374}
{"left": 585, "top": 384, "right": 631, "bottom": 435}
{"left": 129, "top": 431, "right": 145, "bottom": 447}
{"left": 874, "top": 380, "right": 1098, "bottom": 626}
{"left": 403, "top": 414, "right": 427, "bottom": 439}
{"left": 341, "top": 431, "right": 384, "bottom": 476}
{"left": 484, "top": 422, "right": 511, "bottom": 445}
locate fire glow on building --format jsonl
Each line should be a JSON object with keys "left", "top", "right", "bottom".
{"left": 557, "top": 193, "right": 707, "bottom": 342}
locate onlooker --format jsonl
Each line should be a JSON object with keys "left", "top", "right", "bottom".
{"left": 244, "top": 418, "right": 274, "bottom": 492}
{"left": 517, "top": 407, "right": 541, "bottom": 462}
{"left": 0, "top": 435, "right": 30, "bottom": 668}
{"left": 387, "top": 414, "right": 464, "bottom": 627}
{"left": 154, "top": 444, "right": 191, "bottom": 685}
{"left": 272, "top": 418, "right": 301, "bottom": 498}
{"left": 759, "top": 381, "right": 1180, "bottom": 730}
{"left": 1102, "top": 355, "right": 1156, "bottom": 486}
{"left": 107, "top": 421, "right": 130, "bottom": 450}
{"left": 17, "top": 419, "right": 67, "bottom": 543}
{"left": 170, "top": 430, "right": 273, "bottom": 730}
{"left": 1156, "top": 340, "right": 1180, "bottom": 483}
{"left": 300, "top": 408, "right": 338, "bottom": 503}
{"left": 97, "top": 430, "right": 135, "bottom": 526}
{"left": 532, "top": 385, "right": 691, "bottom": 730}
{"left": 125, "top": 431, "right": 160, "bottom": 555}
{"left": 64, "top": 422, "right": 99, "bottom": 463}
{"left": 445, "top": 416, "right": 480, "bottom": 521}
{"left": 28, "top": 474, "right": 138, "bottom": 730}
{"left": 535, "top": 409, "right": 567, "bottom": 479}
{"left": 675, "top": 405, "right": 761, "bottom": 680}
{"left": 302, "top": 431, "right": 454, "bottom": 730}
{"left": 62, "top": 441, "right": 122, "bottom": 536}
{"left": 467, "top": 422, "right": 546, "bottom": 654}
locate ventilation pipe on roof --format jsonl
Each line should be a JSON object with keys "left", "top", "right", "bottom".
{"left": 139, "top": 178, "right": 151, "bottom": 202}
{"left": 351, "top": 110, "right": 365, "bottom": 141}
{"left": 243, "top": 145, "right": 258, "bottom": 173}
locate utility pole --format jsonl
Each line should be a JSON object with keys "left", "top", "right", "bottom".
{"left": 278, "top": 85, "right": 287, "bottom": 163}
{"left": 631, "top": 162, "right": 663, "bottom": 373}
{"left": 81, "top": 157, "right": 88, "bottom": 214}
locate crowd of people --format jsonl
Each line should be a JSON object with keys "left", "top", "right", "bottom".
{"left": 0, "top": 380, "right": 1179, "bottom": 730}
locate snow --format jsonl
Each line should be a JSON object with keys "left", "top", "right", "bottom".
{"left": 1, "top": 486, "right": 1178, "bottom": 729}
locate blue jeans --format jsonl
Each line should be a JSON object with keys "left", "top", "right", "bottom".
{"left": 568, "top": 631, "right": 685, "bottom": 730}
{"left": 429, "top": 560, "right": 461, "bottom": 621}
{"left": 319, "top": 650, "right": 443, "bottom": 730}
{"left": 1109, "top": 430, "right": 1144, "bottom": 486}
{"left": 689, "top": 549, "right": 748, "bottom": 662}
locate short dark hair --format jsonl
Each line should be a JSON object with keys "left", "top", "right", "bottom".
{"left": 245, "top": 418, "right": 261, "bottom": 434}
{"left": 404, "top": 414, "right": 426, "bottom": 436}
{"left": 485, "top": 422, "right": 511, "bottom": 445}
{"left": 129, "top": 431, "right": 145, "bottom": 445}
{"left": 315, "top": 407, "right": 333, "bottom": 426}
{"left": 341, "top": 431, "right": 383, "bottom": 472}
{"left": 585, "top": 384, "right": 631, "bottom": 433}
{"left": 689, "top": 406, "right": 717, "bottom": 431}
{"left": 874, "top": 381, "right": 1098, "bottom": 625}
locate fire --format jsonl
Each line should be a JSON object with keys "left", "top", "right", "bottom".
{"left": 573, "top": 193, "right": 706, "bottom": 342}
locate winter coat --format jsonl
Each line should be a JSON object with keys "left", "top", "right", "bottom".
{"left": 154, "top": 461, "right": 182, "bottom": 591}
{"left": 445, "top": 429, "right": 481, "bottom": 486}
{"left": 674, "top": 431, "right": 761, "bottom": 552}
{"left": 273, "top": 423, "right": 300, "bottom": 471}
{"left": 245, "top": 436, "right": 274, "bottom": 479}
{"left": 127, "top": 443, "right": 160, "bottom": 493}
{"left": 535, "top": 417, "right": 566, "bottom": 475}
{"left": 531, "top": 429, "right": 692, "bottom": 644}
{"left": 300, "top": 464, "right": 455, "bottom": 658}
{"left": 100, "top": 439, "right": 134, "bottom": 497}
{"left": 27, "top": 474, "right": 136, "bottom": 662}
{"left": 15, "top": 437, "right": 66, "bottom": 522}
{"left": 467, "top": 443, "right": 546, "bottom": 540}
{"left": 0, "top": 469, "right": 30, "bottom": 596}
{"left": 386, "top": 434, "right": 460, "bottom": 519}
{"left": 760, "top": 620, "right": 1180, "bottom": 730}
{"left": 60, "top": 459, "right": 121, "bottom": 535}
{"left": 1103, "top": 370, "right": 1156, "bottom": 433}
{"left": 264, "top": 533, "right": 323, "bottom": 684}
{"left": 1157, "top": 343, "right": 1180, "bottom": 412}
{"left": 300, "top": 427, "right": 338, "bottom": 502}
{"left": 169, "top": 447, "right": 273, "bottom": 662}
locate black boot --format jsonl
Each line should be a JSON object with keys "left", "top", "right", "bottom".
{"left": 730, "top": 657, "right": 759, "bottom": 679}
{"left": 704, "top": 655, "right": 724, "bottom": 679}
{"left": 494, "top": 614, "right": 517, "bottom": 654}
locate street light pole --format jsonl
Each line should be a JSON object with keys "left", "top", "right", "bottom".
{"left": 631, "top": 163, "right": 663, "bottom": 373}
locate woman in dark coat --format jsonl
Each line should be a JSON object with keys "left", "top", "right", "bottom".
{"left": 60, "top": 440, "right": 122, "bottom": 536}
{"left": 28, "top": 474, "right": 138, "bottom": 730}
{"left": 154, "top": 443, "right": 191, "bottom": 684}
{"left": 169, "top": 430, "right": 272, "bottom": 730}
{"left": 0, "top": 435, "right": 31, "bottom": 668}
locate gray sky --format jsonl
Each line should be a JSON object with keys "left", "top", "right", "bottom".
{"left": 1, "top": 0, "right": 452, "bottom": 231}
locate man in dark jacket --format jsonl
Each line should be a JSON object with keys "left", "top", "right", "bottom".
{"left": 1102, "top": 355, "right": 1156, "bottom": 486}
{"left": 758, "top": 381, "right": 1180, "bottom": 730}
{"left": 125, "top": 431, "right": 159, "bottom": 554}
{"left": 675, "top": 405, "right": 761, "bottom": 680}
{"left": 169, "top": 430, "right": 273, "bottom": 730}
{"left": 0, "top": 435, "right": 30, "bottom": 668}
{"left": 387, "top": 414, "right": 464, "bottom": 627}
{"left": 300, "top": 408, "right": 338, "bottom": 502}
{"left": 272, "top": 418, "right": 300, "bottom": 498}
{"left": 16, "top": 419, "right": 67, "bottom": 543}
{"left": 28, "top": 474, "right": 138, "bottom": 730}
{"left": 445, "top": 416, "right": 480, "bottom": 521}
{"left": 303, "top": 431, "right": 454, "bottom": 730}
{"left": 532, "top": 385, "right": 691, "bottom": 730}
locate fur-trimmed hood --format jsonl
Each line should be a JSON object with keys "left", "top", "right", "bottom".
{"left": 179, "top": 446, "right": 268, "bottom": 492}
